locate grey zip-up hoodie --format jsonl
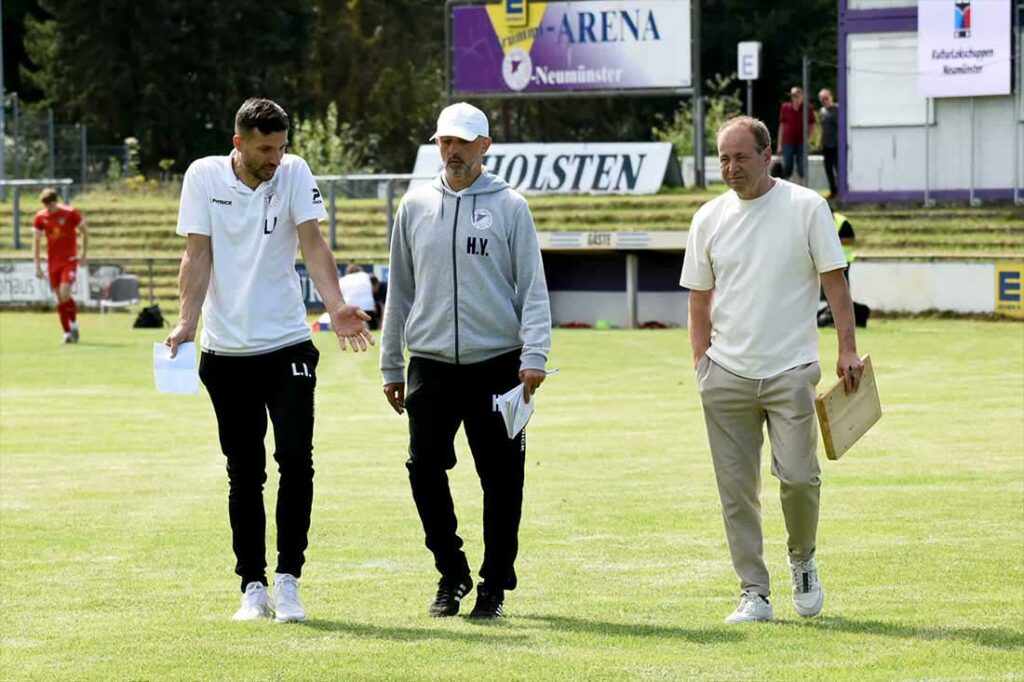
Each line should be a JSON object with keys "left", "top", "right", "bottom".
{"left": 380, "top": 170, "right": 552, "bottom": 384}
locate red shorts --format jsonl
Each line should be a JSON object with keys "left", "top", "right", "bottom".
{"left": 48, "top": 261, "right": 78, "bottom": 291}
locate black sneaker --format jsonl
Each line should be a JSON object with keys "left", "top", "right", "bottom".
{"left": 428, "top": 577, "right": 472, "bottom": 617}
{"left": 468, "top": 583, "right": 504, "bottom": 619}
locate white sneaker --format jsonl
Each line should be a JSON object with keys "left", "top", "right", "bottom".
{"left": 62, "top": 332, "right": 73, "bottom": 344}
{"left": 232, "top": 581, "right": 274, "bottom": 621}
{"left": 70, "top": 322, "right": 80, "bottom": 343}
{"left": 724, "top": 591, "right": 774, "bottom": 624}
{"left": 789, "top": 556, "right": 825, "bottom": 617}
{"left": 273, "top": 573, "right": 307, "bottom": 623}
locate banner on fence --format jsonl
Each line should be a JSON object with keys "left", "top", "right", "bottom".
{"left": 0, "top": 261, "right": 96, "bottom": 306}
{"left": 411, "top": 142, "right": 675, "bottom": 195}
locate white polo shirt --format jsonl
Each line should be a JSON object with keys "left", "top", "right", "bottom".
{"left": 680, "top": 179, "right": 846, "bottom": 379}
{"left": 176, "top": 152, "right": 328, "bottom": 355}
{"left": 338, "top": 271, "right": 375, "bottom": 312}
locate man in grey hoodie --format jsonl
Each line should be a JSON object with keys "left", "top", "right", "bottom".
{"left": 380, "top": 102, "right": 552, "bottom": 619}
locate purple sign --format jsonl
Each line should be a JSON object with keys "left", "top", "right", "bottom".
{"left": 452, "top": 1, "right": 692, "bottom": 95}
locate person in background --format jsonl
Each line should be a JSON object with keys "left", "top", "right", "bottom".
{"left": 818, "top": 89, "right": 840, "bottom": 199}
{"left": 776, "top": 86, "right": 817, "bottom": 186}
{"left": 33, "top": 188, "right": 88, "bottom": 344}
{"left": 339, "top": 264, "right": 379, "bottom": 329}
{"left": 370, "top": 275, "right": 386, "bottom": 324}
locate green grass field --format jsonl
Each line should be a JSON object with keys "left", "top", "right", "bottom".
{"left": 1, "top": 313, "right": 1022, "bottom": 680}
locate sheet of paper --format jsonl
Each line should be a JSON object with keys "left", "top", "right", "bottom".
{"left": 496, "top": 368, "right": 558, "bottom": 439}
{"left": 497, "top": 383, "right": 535, "bottom": 439}
{"left": 153, "top": 342, "right": 200, "bottom": 395}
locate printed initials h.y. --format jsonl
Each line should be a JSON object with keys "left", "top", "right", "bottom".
{"left": 467, "top": 236, "right": 489, "bottom": 256}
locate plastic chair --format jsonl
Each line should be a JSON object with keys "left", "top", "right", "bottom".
{"left": 99, "top": 275, "right": 141, "bottom": 315}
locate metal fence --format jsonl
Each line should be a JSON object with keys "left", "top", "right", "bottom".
{"left": 315, "top": 174, "right": 432, "bottom": 247}
{"left": 3, "top": 95, "right": 132, "bottom": 191}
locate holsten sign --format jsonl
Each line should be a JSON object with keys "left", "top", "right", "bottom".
{"left": 452, "top": 0, "right": 692, "bottom": 95}
{"left": 411, "top": 143, "right": 674, "bottom": 195}
{"left": 918, "top": 0, "right": 1010, "bottom": 97}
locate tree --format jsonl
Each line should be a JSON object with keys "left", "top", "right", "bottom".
{"left": 17, "top": 0, "right": 839, "bottom": 174}
{"left": 23, "top": 0, "right": 311, "bottom": 170}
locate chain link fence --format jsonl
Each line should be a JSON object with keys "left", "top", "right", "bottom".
{"left": 3, "top": 95, "right": 132, "bottom": 192}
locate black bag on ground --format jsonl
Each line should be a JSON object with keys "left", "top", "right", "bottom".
{"left": 133, "top": 304, "right": 165, "bottom": 328}
{"left": 817, "top": 301, "right": 871, "bottom": 328}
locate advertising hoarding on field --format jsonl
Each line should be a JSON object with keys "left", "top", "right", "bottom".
{"left": 995, "top": 263, "right": 1023, "bottom": 318}
{"left": 0, "top": 261, "right": 93, "bottom": 305}
{"left": 411, "top": 142, "right": 675, "bottom": 194}
{"left": 451, "top": 0, "right": 692, "bottom": 96}
{"left": 918, "top": 0, "right": 1011, "bottom": 97}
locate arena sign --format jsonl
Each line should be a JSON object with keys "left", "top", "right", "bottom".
{"left": 918, "top": 0, "right": 1011, "bottom": 97}
{"left": 411, "top": 142, "right": 675, "bottom": 195}
{"left": 0, "top": 261, "right": 93, "bottom": 305}
{"left": 451, "top": 0, "right": 692, "bottom": 96}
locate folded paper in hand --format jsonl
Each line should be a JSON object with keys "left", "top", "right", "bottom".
{"left": 153, "top": 342, "right": 200, "bottom": 395}
{"left": 497, "top": 383, "right": 534, "bottom": 439}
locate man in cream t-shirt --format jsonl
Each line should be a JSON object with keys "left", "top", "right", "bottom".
{"left": 165, "top": 98, "right": 374, "bottom": 623}
{"left": 681, "top": 115, "right": 864, "bottom": 624}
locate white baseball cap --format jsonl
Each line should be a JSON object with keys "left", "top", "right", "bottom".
{"left": 429, "top": 102, "right": 489, "bottom": 142}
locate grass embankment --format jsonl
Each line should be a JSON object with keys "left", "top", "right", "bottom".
{"left": 0, "top": 187, "right": 1021, "bottom": 306}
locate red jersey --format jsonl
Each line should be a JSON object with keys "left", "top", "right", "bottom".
{"left": 34, "top": 205, "right": 82, "bottom": 267}
{"left": 778, "top": 102, "right": 816, "bottom": 146}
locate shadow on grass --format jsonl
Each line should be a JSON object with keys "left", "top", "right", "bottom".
{"left": 517, "top": 614, "right": 745, "bottom": 643}
{"left": 299, "top": 619, "right": 528, "bottom": 643}
{"left": 787, "top": 616, "right": 1023, "bottom": 650}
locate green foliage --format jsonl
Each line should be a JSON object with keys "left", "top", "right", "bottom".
{"left": 104, "top": 156, "right": 122, "bottom": 183}
{"left": 123, "top": 137, "right": 140, "bottom": 177}
{"left": 290, "top": 103, "right": 377, "bottom": 174}
{"left": 3, "top": 132, "right": 51, "bottom": 179}
{"left": 653, "top": 74, "right": 744, "bottom": 158}
{"left": 15, "top": 1, "right": 841, "bottom": 173}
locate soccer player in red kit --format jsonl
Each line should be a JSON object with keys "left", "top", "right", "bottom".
{"left": 33, "top": 188, "right": 88, "bottom": 343}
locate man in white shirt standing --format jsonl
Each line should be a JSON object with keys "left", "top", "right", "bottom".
{"left": 166, "top": 98, "right": 374, "bottom": 622}
{"left": 681, "top": 116, "right": 863, "bottom": 624}
{"left": 338, "top": 264, "right": 378, "bottom": 329}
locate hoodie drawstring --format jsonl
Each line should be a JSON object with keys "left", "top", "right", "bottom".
{"left": 756, "top": 378, "right": 764, "bottom": 397}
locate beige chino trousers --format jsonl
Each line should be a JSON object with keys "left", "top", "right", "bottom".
{"left": 696, "top": 354, "right": 822, "bottom": 597}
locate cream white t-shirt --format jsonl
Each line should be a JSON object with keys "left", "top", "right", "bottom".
{"left": 680, "top": 180, "right": 846, "bottom": 379}
{"left": 176, "top": 152, "right": 328, "bottom": 355}
{"left": 338, "top": 271, "right": 375, "bottom": 312}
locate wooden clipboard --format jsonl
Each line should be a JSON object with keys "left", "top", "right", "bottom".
{"left": 815, "top": 355, "right": 881, "bottom": 461}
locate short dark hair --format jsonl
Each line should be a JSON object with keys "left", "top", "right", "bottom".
{"left": 234, "top": 98, "right": 289, "bottom": 136}
{"left": 39, "top": 187, "right": 59, "bottom": 204}
{"left": 718, "top": 116, "right": 772, "bottom": 152}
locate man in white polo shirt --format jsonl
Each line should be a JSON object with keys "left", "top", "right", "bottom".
{"left": 681, "top": 115, "right": 864, "bottom": 624}
{"left": 165, "top": 98, "right": 374, "bottom": 623}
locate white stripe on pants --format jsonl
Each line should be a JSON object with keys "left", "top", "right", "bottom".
{"left": 696, "top": 355, "right": 822, "bottom": 597}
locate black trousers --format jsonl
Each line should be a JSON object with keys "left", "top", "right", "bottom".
{"left": 198, "top": 340, "right": 319, "bottom": 591}
{"left": 823, "top": 147, "right": 839, "bottom": 196}
{"left": 405, "top": 350, "right": 526, "bottom": 591}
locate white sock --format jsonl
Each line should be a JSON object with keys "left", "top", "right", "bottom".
{"left": 70, "top": 320, "right": 79, "bottom": 330}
